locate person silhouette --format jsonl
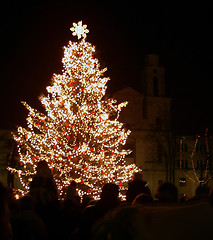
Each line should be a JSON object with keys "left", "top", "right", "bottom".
{"left": 78, "top": 183, "right": 121, "bottom": 240}
{"left": 126, "top": 172, "right": 148, "bottom": 203}
{"left": 155, "top": 181, "right": 178, "bottom": 203}
{"left": 30, "top": 160, "right": 58, "bottom": 207}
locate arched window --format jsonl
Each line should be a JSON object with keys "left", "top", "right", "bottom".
{"left": 155, "top": 117, "right": 162, "bottom": 130}
{"left": 153, "top": 77, "right": 159, "bottom": 96}
{"left": 157, "top": 144, "right": 163, "bottom": 163}
{"left": 142, "top": 98, "right": 148, "bottom": 119}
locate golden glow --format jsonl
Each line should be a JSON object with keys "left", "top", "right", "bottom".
{"left": 8, "top": 21, "right": 140, "bottom": 199}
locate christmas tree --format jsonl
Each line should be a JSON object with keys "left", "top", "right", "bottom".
{"left": 9, "top": 21, "right": 140, "bottom": 199}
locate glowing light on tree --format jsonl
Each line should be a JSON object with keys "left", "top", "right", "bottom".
{"left": 8, "top": 21, "right": 140, "bottom": 199}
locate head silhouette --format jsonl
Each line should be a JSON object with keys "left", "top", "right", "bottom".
{"left": 156, "top": 182, "right": 178, "bottom": 203}
{"left": 100, "top": 183, "right": 119, "bottom": 201}
{"left": 36, "top": 160, "right": 51, "bottom": 176}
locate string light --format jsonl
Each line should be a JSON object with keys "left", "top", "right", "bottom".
{"left": 204, "top": 128, "right": 210, "bottom": 180}
{"left": 190, "top": 135, "right": 200, "bottom": 182}
{"left": 179, "top": 129, "right": 213, "bottom": 185}
{"left": 8, "top": 21, "right": 140, "bottom": 199}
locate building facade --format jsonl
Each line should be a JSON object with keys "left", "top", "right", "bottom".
{"left": 112, "top": 54, "right": 213, "bottom": 197}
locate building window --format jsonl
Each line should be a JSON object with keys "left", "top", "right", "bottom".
{"left": 157, "top": 143, "right": 163, "bottom": 163}
{"left": 196, "top": 160, "right": 204, "bottom": 169}
{"left": 153, "top": 77, "right": 159, "bottom": 96}
{"left": 209, "top": 160, "right": 212, "bottom": 170}
{"left": 199, "top": 144, "right": 206, "bottom": 154}
{"left": 176, "top": 159, "right": 180, "bottom": 168}
{"left": 142, "top": 98, "right": 148, "bottom": 119}
{"left": 185, "top": 160, "right": 188, "bottom": 169}
{"left": 176, "top": 142, "right": 187, "bottom": 153}
{"left": 155, "top": 117, "right": 162, "bottom": 130}
{"left": 196, "top": 160, "right": 199, "bottom": 169}
{"left": 176, "top": 143, "right": 180, "bottom": 152}
{"left": 176, "top": 159, "right": 188, "bottom": 169}
{"left": 196, "top": 144, "right": 199, "bottom": 152}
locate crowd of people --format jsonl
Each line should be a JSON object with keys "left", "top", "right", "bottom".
{"left": 1, "top": 160, "right": 213, "bottom": 240}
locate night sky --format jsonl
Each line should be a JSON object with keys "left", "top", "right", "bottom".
{"left": 1, "top": 2, "right": 213, "bottom": 135}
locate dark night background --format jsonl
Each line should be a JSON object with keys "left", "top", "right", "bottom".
{"left": 1, "top": 2, "right": 213, "bottom": 135}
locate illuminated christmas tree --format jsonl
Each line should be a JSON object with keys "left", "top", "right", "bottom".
{"left": 9, "top": 21, "right": 140, "bottom": 199}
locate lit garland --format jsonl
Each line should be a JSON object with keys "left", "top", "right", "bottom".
{"left": 8, "top": 21, "right": 140, "bottom": 199}
{"left": 190, "top": 135, "right": 200, "bottom": 182}
{"left": 179, "top": 128, "right": 213, "bottom": 185}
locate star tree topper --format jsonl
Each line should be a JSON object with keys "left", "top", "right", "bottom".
{"left": 70, "top": 21, "right": 89, "bottom": 39}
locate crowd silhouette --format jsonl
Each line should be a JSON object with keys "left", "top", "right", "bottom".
{"left": 1, "top": 160, "right": 213, "bottom": 240}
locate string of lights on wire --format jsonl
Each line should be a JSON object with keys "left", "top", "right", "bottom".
{"left": 8, "top": 21, "right": 140, "bottom": 199}
{"left": 179, "top": 128, "right": 213, "bottom": 185}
